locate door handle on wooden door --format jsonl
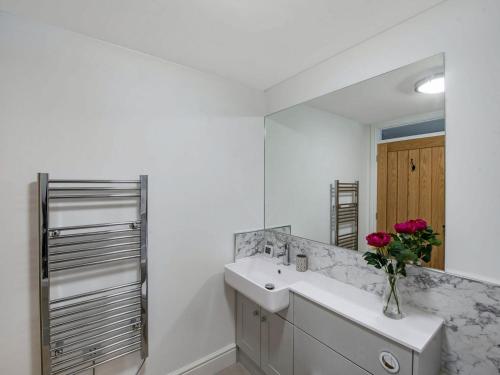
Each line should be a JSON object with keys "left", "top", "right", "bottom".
{"left": 410, "top": 158, "right": 416, "bottom": 171}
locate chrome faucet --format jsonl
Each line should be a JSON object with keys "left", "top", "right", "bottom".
{"left": 277, "top": 243, "right": 290, "bottom": 266}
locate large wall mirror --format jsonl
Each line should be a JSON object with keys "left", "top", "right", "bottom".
{"left": 265, "top": 54, "right": 445, "bottom": 270}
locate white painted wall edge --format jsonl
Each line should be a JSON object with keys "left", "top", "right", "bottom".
{"left": 376, "top": 131, "right": 445, "bottom": 144}
{"left": 166, "top": 344, "right": 236, "bottom": 375}
{"left": 371, "top": 109, "right": 445, "bottom": 130}
{"left": 444, "top": 269, "right": 500, "bottom": 287}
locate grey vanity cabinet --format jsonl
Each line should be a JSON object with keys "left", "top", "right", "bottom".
{"left": 236, "top": 293, "right": 293, "bottom": 375}
{"left": 294, "top": 327, "right": 370, "bottom": 375}
{"left": 236, "top": 292, "right": 441, "bottom": 375}
{"left": 236, "top": 293, "right": 262, "bottom": 365}
{"left": 261, "top": 309, "right": 293, "bottom": 375}
{"left": 293, "top": 294, "right": 413, "bottom": 375}
{"left": 293, "top": 294, "right": 441, "bottom": 375}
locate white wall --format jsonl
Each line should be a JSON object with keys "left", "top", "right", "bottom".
{"left": 0, "top": 13, "right": 264, "bottom": 375}
{"left": 265, "top": 105, "right": 370, "bottom": 248}
{"left": 266, "top": 0, "right": 500, "bottom": 284}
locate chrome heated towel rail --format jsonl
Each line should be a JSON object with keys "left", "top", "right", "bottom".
{"left": 38, "top": 174, "right": 148, "bottom": 375}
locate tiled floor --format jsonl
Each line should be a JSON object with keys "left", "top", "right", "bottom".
{"left": 216, "top": 363, "right": 251, "bottom": 375}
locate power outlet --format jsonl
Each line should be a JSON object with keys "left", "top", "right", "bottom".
{"left": 264, "top": 241, "right": 274, "bottom": 258}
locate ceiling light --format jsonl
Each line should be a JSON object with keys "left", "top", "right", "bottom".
{"left": 415, "top": 74, "right": 445, "bottom": 94}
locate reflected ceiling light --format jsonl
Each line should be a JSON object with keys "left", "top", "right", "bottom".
{"left": 415, "top": 74, "right": 445, "bottom": 94}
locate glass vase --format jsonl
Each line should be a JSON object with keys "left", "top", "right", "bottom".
{"left": 382, "top": 274, "right": 403, "bottom": 319}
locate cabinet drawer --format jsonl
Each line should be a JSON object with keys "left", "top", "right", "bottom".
{"left": 294, "top": 327, "right": 370, "bottom": 375}
{"left": 293, "top": 294, "right": 413, "bottom": 375}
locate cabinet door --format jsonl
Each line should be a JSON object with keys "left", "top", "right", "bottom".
{"left": 261, "top": 310, "right": 293, "bottom": 375}
{"left": 236, "top": 293, "right": 261, "bottom": 366}
{"left": 294, "top": 328, "right": 370, "bottom": 375}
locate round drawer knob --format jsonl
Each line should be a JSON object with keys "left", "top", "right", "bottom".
{"left": 379, "top": 351, "right": 400, "bottom": 373}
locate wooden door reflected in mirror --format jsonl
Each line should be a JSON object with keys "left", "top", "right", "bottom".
{"left": 377, "top": 135, "right": 445, "bottom": 269}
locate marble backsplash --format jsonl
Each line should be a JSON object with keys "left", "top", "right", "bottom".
{"left": 234, "top": 226, "right": 290, "bottom": 260}
{"left": 234, "top": 229, "right": 500, "bottom": 375}
{"left": 234, "top": 229, "right": 264, "bottom": 260}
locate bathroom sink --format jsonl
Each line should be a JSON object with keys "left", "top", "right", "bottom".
{"left": 224, "top": 257, "right": 300, "bottom": 313}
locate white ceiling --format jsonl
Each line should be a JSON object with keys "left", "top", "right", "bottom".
{"left": 306, "top": 54, "right": 445, "bottom": 125}
{"left": 0, "top": 0, "right": 445, "bottom": 90}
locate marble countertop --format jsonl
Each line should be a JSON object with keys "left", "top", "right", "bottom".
{"left": 237, "top": 256, "right": 443, "bottom": 353}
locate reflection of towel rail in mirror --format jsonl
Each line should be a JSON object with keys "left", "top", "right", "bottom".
{"left": 331, "top": 180, "right": 359, "bottom": 250}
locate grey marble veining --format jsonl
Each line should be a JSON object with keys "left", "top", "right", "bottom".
{"left": 234, "top": 229, "right": 265, "bottom": 260}
{"left": 234, "top": 226, "right": 291, "bottom": 260}
{"left": 235, "top": 229, "right": 500, "bottom": 375}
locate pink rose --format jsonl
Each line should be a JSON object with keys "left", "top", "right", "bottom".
{"left": 366, "top": 232, "right": 392, "bottom": 248}
{"left": 413, "top": 219, "right": 428, "bottom": 232}
{"left": 394, "top": 221, "right": 417, "bottom": 234}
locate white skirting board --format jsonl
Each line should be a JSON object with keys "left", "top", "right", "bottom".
{"left": 167, "top": 344, "right": 237, "bottom": 375}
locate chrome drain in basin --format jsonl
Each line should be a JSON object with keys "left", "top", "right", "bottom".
{"left": 265, "top": 283, "right": 275, "bottom": 290}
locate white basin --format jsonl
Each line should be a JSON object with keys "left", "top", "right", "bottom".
{"left": 224, "top": 257, "right": 300, "bottom": 313}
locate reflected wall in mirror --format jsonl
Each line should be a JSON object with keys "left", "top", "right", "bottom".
{"left": 265, "top": 54, "right": 445, "bottom": 270}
